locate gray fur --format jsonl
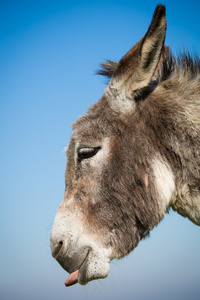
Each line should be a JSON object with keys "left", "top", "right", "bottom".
{"left": 51, "top": 5, "right": 200, "bottom": 285}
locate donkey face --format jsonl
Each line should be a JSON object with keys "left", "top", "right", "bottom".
{"left": 50, "top": 5, "right": 176, "bottom": 286}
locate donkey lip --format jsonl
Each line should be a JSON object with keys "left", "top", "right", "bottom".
{"left": 63, "top": 247, "right": 91, "bottom": 275}
{"left": 65, "top": 249, "right": 90, "bottom": 286}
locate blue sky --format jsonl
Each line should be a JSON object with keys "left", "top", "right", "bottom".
{"left": 0, "top": 1, "right": 200, "bottom": 299}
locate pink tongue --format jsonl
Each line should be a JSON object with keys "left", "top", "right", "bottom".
{"left": 65, "top": 270, "right": 79, "bottom": 287}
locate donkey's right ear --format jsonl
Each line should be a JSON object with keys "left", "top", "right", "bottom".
{"left": 105, "top": 5, "right": 167, "bottom": 113}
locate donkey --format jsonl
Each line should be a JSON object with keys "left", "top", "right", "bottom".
{"left": 50, "top": 5, "right": 200, "bottom": 287}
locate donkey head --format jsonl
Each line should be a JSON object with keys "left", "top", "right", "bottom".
{"left": 50, "top": 5, "right": 175, "bottom": 286}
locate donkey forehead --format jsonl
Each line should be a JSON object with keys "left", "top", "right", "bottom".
{"left": 72, "top": 103, "right": 118, "bottom": 142}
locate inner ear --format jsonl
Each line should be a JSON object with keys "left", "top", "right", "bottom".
{"left": 104, "top": 5, "right": 167, "bottom": 114}
{"left": 108, "top": 5, "right": 167, "bottom": 93}
{"left": 135, "top": 5, "right": 167, "bottom": 88}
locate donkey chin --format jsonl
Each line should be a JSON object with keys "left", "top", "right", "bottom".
{"left": 50, "top": 211, "right": 112, "bottom": 286}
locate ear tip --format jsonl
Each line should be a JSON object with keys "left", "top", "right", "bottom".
{"left": 154, "top": 4, "right": 166, "bottom": 18}
{"left": 146, "top": 4, "right": 166, "bottom": 38}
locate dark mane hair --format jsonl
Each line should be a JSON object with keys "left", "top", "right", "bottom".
{"left": 96, "top": 60, "right": 119, "bottom": 78}
{"left": 97, "top": 51, "right": 200, "bottom": 83}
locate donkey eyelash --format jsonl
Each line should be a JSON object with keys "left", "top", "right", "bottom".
{"left": 77, "top": 147, "right": 101, "bottom": 161}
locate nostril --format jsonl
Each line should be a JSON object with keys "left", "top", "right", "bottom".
{"left": 52, "top": 240, "right": 63, "bottom": 258}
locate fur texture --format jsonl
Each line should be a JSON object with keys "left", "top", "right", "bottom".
{"left": 51, "top": 4, "right": 200, "bottom": 286}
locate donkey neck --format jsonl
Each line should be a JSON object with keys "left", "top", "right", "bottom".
{"left": 150, "top": 82, "right": 200, "bottom": 226}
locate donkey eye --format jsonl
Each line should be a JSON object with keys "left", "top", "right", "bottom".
{"left": 77, "top": 147, "right": 101, "bottom": 161}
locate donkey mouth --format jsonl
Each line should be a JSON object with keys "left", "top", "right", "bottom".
{"left": 62, "top": 248, "right": 91, "bottom": 286}
{"left": 64, "top": 248, "right": 111, "bottom": 286}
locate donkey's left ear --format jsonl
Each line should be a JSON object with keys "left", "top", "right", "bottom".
{"left": 106, "top": 5, "right": 167, "bottom": 111}
{"left": 136, "top": 5, "right": 167, "bottom": 89}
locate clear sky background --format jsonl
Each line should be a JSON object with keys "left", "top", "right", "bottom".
{"left": 1, "top": 1, "right": 200, "bottom": 300}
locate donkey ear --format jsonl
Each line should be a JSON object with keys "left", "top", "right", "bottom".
{"left": 136, "top": 5, "right": 167, "bottom": 88}
{"left": 107, "top": 5, "right": 167, "bottom": 106}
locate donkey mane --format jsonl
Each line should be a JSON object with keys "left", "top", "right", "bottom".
{"left": 97, "top": 52, "right": 200, "bottom": 83}
{"left": 97, "top": 60, "right": 119, "bottom": 78}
